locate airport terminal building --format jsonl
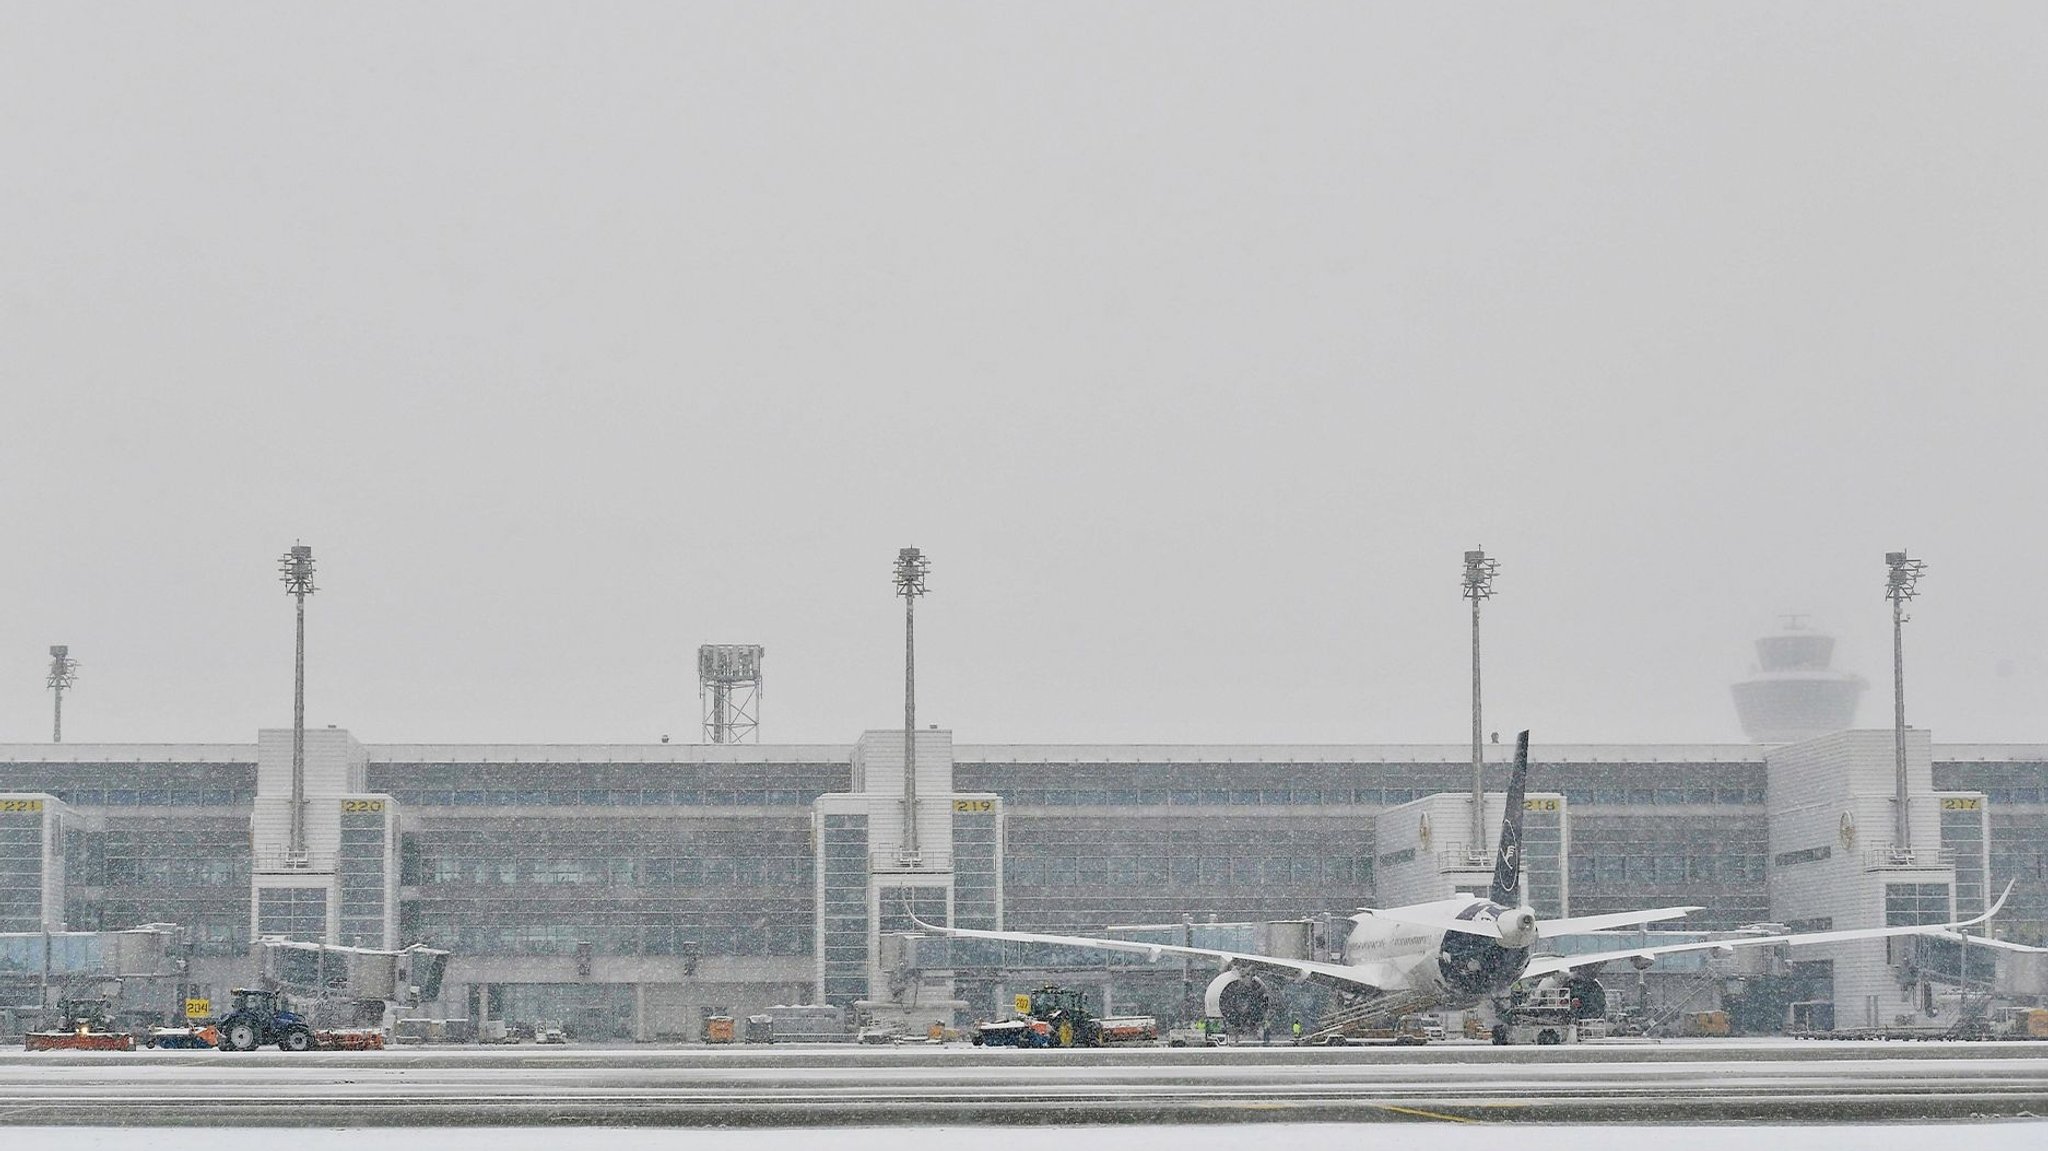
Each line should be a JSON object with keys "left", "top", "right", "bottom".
{"left": 4, "top": 721, "right": 2045, "bottom": 1039}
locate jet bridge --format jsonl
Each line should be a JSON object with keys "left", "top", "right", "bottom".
{"left": 0, "top": 924, "right": 189, "bottom": 1038}
{"left": 257, "top": 937, "right": 449, "bottom": 1028}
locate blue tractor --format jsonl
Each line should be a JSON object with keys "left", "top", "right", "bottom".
{"left": 217, "top": 988, "right": 316, "bottom": 1052}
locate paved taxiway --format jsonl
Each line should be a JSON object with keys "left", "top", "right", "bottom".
{"left": 5, "top": 1039, "right": 2047, "bottom": 1126}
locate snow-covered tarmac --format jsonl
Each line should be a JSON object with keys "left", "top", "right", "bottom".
{"left": 4, "top": 1038, "right": 2047, "bottom": 1126}
{"left": 10, "top": 1128, "right": 2048, "bottom": 1151}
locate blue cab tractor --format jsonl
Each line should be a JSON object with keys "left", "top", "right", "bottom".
{"left": 217, "top": 988, "right": 316, "bottom": 1052}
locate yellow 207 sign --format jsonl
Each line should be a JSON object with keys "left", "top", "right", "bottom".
{"left": 953, "top": 799, "right": 994, "bottom": 813}
{"left": 340, "top": 799, "right": 385, "bottom": 813}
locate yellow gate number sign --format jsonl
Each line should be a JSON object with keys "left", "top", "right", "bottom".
{"left": 1940, "top": 797, "right": 1982, "bottom": 811}
{"left": 1014, "top": 995, "right": 1033, "bottom": 1015}
{"left": 185, "top": 998, "right": 211, "bottom": 1020}
{"left": 341, "top": 799, "right": 385, "bottom": 813}
{"left": 953, "top": 799, "right": 994, "bottom": 813}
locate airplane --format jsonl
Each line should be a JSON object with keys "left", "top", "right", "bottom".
{"left": 912, "top": 730, "right": 2013, "bottom": 1037}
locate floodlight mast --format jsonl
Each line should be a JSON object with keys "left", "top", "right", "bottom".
{"left": 697, "top": 645, "right": 764, "bottom": 744}
{"left": 280, "top": 544, "right": 317, "bottom": 867}
{"left": 1462, "top": 549, "right": 1499, "bottom": 858}
{"left": 893, "top": 548, "right": 929, "bottom": 862}
{"left": 1885, "top": 550, "right": 1926, "bottom": 854}
{"left": 46, "top": 646, "right": 79, "bottom": 743}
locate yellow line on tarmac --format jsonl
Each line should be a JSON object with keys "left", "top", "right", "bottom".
{"left": 1375, "top": 1104, "right": 1482, "bottom": 1123}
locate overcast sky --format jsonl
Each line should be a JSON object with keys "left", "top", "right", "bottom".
{"left": 3, "top": 3, "right": 2044, "bottom": 747}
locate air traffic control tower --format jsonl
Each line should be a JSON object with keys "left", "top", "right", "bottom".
{"left": 1732, "top": 621, "right": 1868, "bottom": 744}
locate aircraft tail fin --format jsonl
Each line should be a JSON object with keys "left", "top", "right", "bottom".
{"left": 1488, "top": 730, "right": 1531, "bottom": 906}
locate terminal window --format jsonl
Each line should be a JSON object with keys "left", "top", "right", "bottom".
{"left": 1884, "top": 883, "right": 1952, "bottom": 926}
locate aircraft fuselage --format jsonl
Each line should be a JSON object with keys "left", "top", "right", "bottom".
{"left": 1342, "top": 896, "right": 1534, "bottom": 1006}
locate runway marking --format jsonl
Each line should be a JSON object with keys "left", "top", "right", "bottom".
{"left": 1374, "top": 1104, "right": 1481, "bottom": 1123}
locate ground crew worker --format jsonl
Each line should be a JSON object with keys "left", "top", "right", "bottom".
{"left": 1291, "top": 1020, "right": 1302, "bottom": 1042}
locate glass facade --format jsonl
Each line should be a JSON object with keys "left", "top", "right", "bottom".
{"left": 400, "top": 815, "right": 813, "bottom": 956}
{"left": 93, "top": 816, "right": 252, "bottom": 954}
{"left": 1937, "top": 762, "right": 2048, "bottom": 945}
{"left": 1939, "top": 799, "right": 1989, "bottom": 919}
{"left": 953, "top": 758, "right": 1768, "bottom": 809}
{"left": 877, "top": 885, "right": 948, "bottom": 936}
{"left": 1001, "top": 816, "right": 1371, "bottom": 935}
{"left": 1885, "top": 882, "right": 1953, "bottom": 926}
{"left": 368, "top": 761, "right": 848, "bottom": 809}
{"left": 819, "top": 814, "right": 869, "bottom": 1006}
{"left": 0, "top": 762, "right": 256, "bottom": 808}
{"left": 1570, "top": 813, "right": 1769, "bottom": 930}
{"left": 257, "top": 886, "right": 328, "bottom": 939}
{"left": 1522, "top": 802, "right": 1566, "bottom": 917}
{"left": 495, "top": 982, "right": 637, "bottom": 1040}
{"left": 0, "top": 807, "right": 43, "bottom": 932}
{"left": 0, "top": 743, "right": 2040, "bottom": 1000}
{"left": 952, "top": 809, "right": 1000, "bottom": 930}
{"left": 337, "top": 805, "right": 389, "bottom": 948}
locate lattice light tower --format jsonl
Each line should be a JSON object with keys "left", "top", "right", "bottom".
{"left": 1885, "top": 550, "right": 1928, "bottom": 853}
{"left": 698, "top": 645, "right": 765, "bottom": 744}
{"left": 1462, "top": 549, "right": 1499, "bottom": 858}
{"left": 46, "top": 645, "right": 79, "bottom": 743}
{"left": 894, "top": 546, "right": 930, "bottom": 861}
{"left": 279, "top": 543, "right": 317, "bottom": 867}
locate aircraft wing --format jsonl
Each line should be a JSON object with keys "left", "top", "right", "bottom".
{"left": 907, "top": 918, "right": 1392, "bottom": 992}
{"left": 1539, "top": 907, "right": 1704, "bottom": 935}
{"left": 1924, "top": 930, "right": 2046, "bottom": 953}
{"left": 1521, "top": 880, "right": 2014, "bottom": 981}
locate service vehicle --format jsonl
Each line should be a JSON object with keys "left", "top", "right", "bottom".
{"left": 24, "top": 998, "right": 137, "bottom": 1052}
{"left": 1493, "top": 987, "right": 1583, "bottom": 1045}
{"left": 1991, "top": 1007, "right": 2048, "bottom": 1039}
{"left": 970, "top": 985, "right": 1155, "bottom": 1048}
{"left": 144, "top": 1025, "right": 220, "bottom": 1049}
{"left": 1400, "top": 1013, "right": 1447, "bottom": 1042}
{"left": 1681, "top": 1010, "right": 1732, "bottom": 1037}
{"left": 217, "top": 988, "right": 317, "bottom": 1052}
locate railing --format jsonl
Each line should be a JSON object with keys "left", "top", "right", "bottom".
{"left": 870, "top": 850, "right": 952, "bottom": 873}
{"left": 1863, "top": 845, "right": 1955, "bottom": 871}
{"left": 253, "top": 850, "right": 335, "bottom": 873}
{"left": 1434, "top": 844, "right": 1495, "bottom": 871}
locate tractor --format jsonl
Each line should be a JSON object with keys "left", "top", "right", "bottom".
{"left": 216, "top": 988, "right": 316, "bottom": 1052}
{"left": 973, "top": 986, "right": 1107, "bottom": 1048}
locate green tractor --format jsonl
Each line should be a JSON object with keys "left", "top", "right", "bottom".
{"left": 1020, "top": 986, "right": 1104, "bottom": 1048}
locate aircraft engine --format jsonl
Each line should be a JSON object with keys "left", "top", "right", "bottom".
{"left": 1496, "top": 907, "right": 1539, "bottom": 950}
{"left": 1205, "top": 969, "right": 1276, "bottom": 1030}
